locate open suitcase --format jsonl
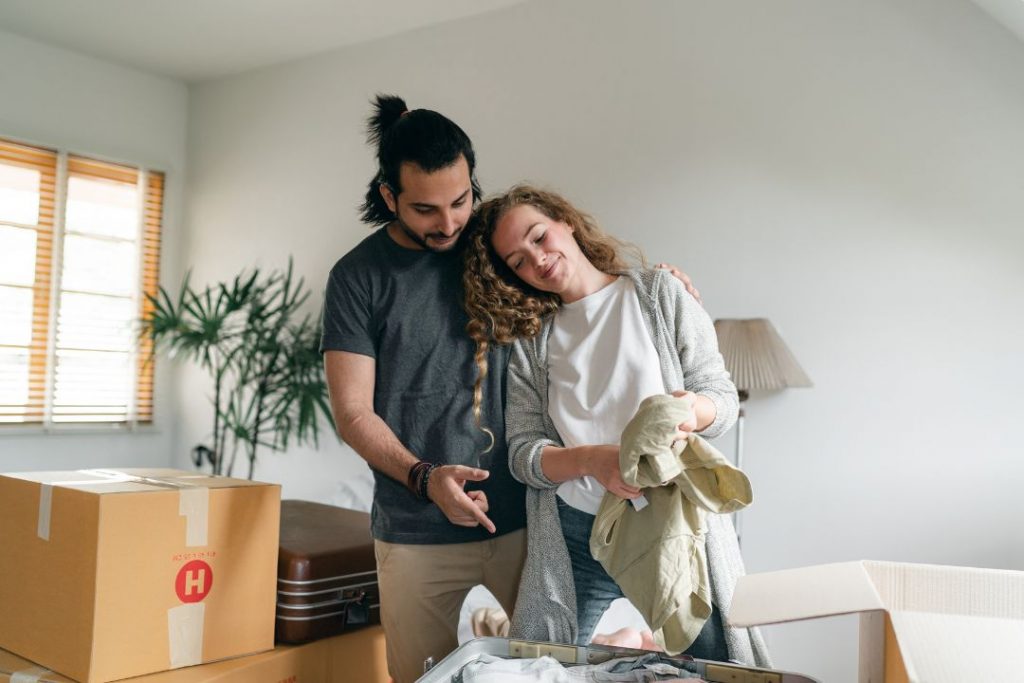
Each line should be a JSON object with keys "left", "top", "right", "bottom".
{"left": 416, "top": 638, "right": 821, "bottom": 683}
{"left": 275, "top": 500, "right": 381, "bottom": 644}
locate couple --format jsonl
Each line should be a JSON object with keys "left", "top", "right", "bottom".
{"left": 321, "top": 95, "right": 768, "bottom": 683}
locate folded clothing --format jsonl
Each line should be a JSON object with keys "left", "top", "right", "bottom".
{"left": 455, "top": 653, "right": 706, "bottom": 682}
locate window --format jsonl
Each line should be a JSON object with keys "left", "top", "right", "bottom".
{"left": 0, "top": 137, "right": 163, "bottom": 427}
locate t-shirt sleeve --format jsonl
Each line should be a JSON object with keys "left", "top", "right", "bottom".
{"left": 319, "top": 262, "right": 376, "bottom": 357}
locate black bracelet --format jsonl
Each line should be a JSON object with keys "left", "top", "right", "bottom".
{"left": 406, "top": 461, "right": 431, "bottom": 497}
{"left": 419, "top": 463, "right": 438, "bottom": 501}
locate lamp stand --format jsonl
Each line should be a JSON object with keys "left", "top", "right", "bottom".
{"left": 734, "top": 391, "right": 748, "bottom": 549}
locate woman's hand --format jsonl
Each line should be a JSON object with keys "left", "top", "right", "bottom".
{"left": 671, "top": 390, "right": 716, "bottom": 433}
{"left": 671, "top": 390, "right": 699, "bottom": 436}
{"left": 583, "top": 445, "right": 643, "bottom": 499}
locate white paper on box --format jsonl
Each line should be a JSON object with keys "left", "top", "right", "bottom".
{"left": 167, "top": 603, "right": 206, "bottom": 668}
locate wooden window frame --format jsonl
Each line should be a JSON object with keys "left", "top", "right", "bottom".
{"left": 0, "top": 136, "right": 164, "bottom": 431}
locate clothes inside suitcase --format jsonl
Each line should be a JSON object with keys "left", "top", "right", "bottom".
{"left": 416, "top": 638, "right": 821, "bottom": 683}
{"left": 276, "top": 500, "right": 381, "bottom": 644}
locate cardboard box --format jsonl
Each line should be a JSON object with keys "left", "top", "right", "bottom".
{"left": 730, "top": 560, "right": 1024, "bottom": 682}
{"left": 0, "top": 469, "right": 281, "bottom": 683}
{"left": 0, "top": 625, "right": 388, "bottom": 683}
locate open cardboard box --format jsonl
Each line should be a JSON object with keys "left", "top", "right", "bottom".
{"left": 729, "top": 560, "right": 1024, "bottom": 682}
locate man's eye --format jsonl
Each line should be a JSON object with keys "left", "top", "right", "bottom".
{"left": 414, "top": 207, "right": 431, "bottom": 215}
{"left": 453, "top": 199, "right": 467, "bottom": 208}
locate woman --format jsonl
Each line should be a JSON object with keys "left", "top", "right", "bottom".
{"left": 462, "top": 185, "right": 769, "bottom": 666}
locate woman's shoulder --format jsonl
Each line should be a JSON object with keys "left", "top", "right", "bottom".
{"left": 626, "top": 268, "right": 705, "bottom": 326}
{"left": 623, "top": 267, "right": 678, "bottom": 300}
{"left": 510, "top": 318, "right": 554, "bottom": 356}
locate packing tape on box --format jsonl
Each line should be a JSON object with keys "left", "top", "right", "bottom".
{"left": 36, "top": 470, "right": 135, "bottom": 541}
{"left": 167, "top": 603, "right": 206, "bottom": 668}
{"left": 179, "top": 486, "right": 209, "bottom": 547}
{"left": 35, "top": 469, "right": 210, "bottom": 547}
{"left": 10, "top": 666, "right": 53, "bottom": 682}
{"left": 36, "top": 485, "right": 52, "bottom": 541}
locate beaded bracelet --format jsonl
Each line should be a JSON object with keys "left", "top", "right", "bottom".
{"left": 419, "top": 463, "right": 439, "bottom": 501}
{"left": 406, "top": 461, "right": 431, "bottom": 498}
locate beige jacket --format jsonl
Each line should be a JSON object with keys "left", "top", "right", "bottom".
{"left": 590, "top": 394, "right": 753, "bottom": 655}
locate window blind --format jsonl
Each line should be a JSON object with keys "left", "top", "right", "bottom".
{"left": 0, "top": 137, "right": 163, "bottom": 426}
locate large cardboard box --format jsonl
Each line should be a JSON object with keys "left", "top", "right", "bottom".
{"left": 0, "top": 625, "right": 388, "bottom": 683}
{"left": 730, "top": 560, "right": 1024, "bottom": 682}
{"left": 0, "top": 468, "right": 281, "bottom": 683}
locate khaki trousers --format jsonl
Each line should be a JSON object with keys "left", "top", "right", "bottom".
{"left": 374, "top": 529, "right": 526, "bottom": 683}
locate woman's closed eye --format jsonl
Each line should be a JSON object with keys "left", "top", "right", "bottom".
{"left": 509, "top": 232, "right": 547, "bottom": 269}
{"left": 508, "top": 229, "right": 547, "bottom": 270}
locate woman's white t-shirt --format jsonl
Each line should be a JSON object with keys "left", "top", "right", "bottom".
{"left": 548, "top": 276, "right": 665, "bottom": 514}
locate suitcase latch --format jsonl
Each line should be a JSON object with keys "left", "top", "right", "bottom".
{"left": 340, "top": 588, "right": 369, "bottom": 626}
{"left": 509, "top": 640, "right": 578, "bottom": 663}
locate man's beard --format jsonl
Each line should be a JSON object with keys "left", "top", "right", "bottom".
{"left": 394, "top": 214, "right": 464, "bottom": 253}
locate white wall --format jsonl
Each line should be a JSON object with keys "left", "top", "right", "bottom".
{"left": 0, "top": 29, "right": 187, "bottom": 471}
{"left": 183, "top": 1, "right": 1024, "bottom": 679}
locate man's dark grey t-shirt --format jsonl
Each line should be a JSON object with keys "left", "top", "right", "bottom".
{"left": 321, "top": 228, "right": 526, "bottom": 544}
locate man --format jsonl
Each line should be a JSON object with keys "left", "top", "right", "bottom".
{"left": 321, "top": 94, "right": 700, "bottom": 682}
{"left": 321, "top": 95, "right": 526, "bottom": 683}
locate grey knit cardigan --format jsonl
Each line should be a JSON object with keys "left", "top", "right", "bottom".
{"left": 504, "top": 268, "right": 771, "bottom": 668}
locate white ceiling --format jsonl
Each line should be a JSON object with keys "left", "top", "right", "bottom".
{"left": 0, "top": 0, "right": 531, "bottom": 83}
{"left": 0, "top": 0, "right": 1020, "bottom": 84}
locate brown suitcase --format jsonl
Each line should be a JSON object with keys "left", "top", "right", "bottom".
{"left": 276, "top": 500, "right": 381, "bottom": 644}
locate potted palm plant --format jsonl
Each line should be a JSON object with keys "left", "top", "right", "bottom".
{"left": 143, "top": 259, "right": 335, "bottom": 479}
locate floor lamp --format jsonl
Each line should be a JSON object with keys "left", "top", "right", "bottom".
{"left": 713, "top": 318, "right": 812, "bottom": 547}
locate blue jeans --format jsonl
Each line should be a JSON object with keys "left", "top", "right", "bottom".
{"left": 557, "top": 497, "right": 730, "bottom": 662}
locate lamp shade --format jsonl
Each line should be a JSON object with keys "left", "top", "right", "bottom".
{"left": 713, "top": 318, "right": 812, "bottom": 394}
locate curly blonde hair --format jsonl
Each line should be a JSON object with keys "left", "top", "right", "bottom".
{"left": 462, "top": 185, "right": 642, "bottom": 448}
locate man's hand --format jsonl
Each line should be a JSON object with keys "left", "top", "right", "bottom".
{"left": 584, "top": 445, "right": 642, "bottom": 500}
{"left": 656, "top": 263, "right": 701, "bottom": 304}
{"left": 427, "top": 465, "right": 497, "bottom": 533}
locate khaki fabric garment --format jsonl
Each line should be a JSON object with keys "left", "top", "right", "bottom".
{"left": 590, "top": 394, "right": 752, "bottom": 655}
{"left": 471, "top": 606, "right": 511, "bottom": 637}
